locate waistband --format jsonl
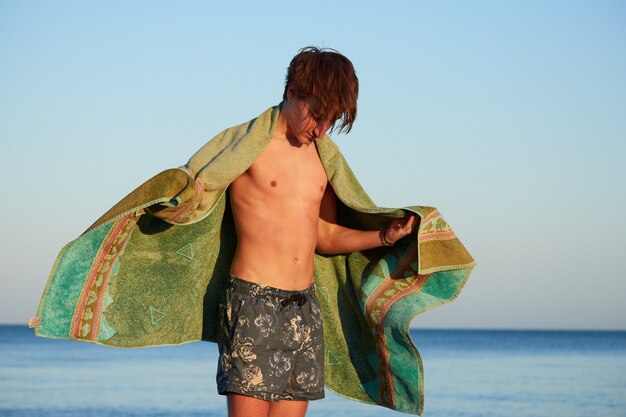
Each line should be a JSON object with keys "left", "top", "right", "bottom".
{"left": 228, "top": 275, "right": 316, "bottom": 300}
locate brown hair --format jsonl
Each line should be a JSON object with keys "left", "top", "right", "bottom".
{"left": 283, "top": 46, "right": 359, "bottom": 134}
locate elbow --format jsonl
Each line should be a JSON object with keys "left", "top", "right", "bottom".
{"left": 315, "top": 233, "right": 333, "bottom": 255}
{"left": 315, "top": 240, "right": 331, "bottom": 255}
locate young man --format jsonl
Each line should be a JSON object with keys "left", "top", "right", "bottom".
{"left": 217, "top": 47, "right": 416, "bottom": 417}
{"left": 32, "top": 46, "right": 474, "bottom": 417}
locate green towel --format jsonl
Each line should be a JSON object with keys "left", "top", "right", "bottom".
{"left": 33, "top": 105, "right": 475, "bottom": 415}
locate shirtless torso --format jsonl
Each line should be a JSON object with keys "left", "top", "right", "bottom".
{"left": 229, "top": 126, "right": 328, "bottom": 291}
{"left": 227, "top": 94, "right": 416, "bottom": 295}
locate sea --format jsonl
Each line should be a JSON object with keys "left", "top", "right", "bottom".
{"left": 1, "top": 326, "right": 625, "bottom": 417}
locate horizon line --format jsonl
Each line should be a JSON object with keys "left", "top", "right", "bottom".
{"left": 2, "top": 322, "right": 624, "bottom": 332}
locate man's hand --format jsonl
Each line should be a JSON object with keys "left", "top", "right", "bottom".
{"left": 384, "top": 215, "right": 418, "bottom": 245}
{"left": 317, "top": 185, "right": 419, "bottom": 253}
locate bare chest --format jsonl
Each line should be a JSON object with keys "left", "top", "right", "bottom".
{"left": 236, "top": 141, "right": 328, "bottom": 203}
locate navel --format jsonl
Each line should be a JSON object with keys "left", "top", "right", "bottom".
{"left": 320, "top": 185, "right": 324, "bottom": 192}
{"left": 271, "top": 180, "right": 277, "bottom": 187}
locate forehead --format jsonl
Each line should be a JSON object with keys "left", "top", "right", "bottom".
{"left": 300, "top": 97, "right": 337, "bottom": 123}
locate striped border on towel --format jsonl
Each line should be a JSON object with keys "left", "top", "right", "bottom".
{"left": 70, "top": 214, "right": 138, "bottom": 341}
{"left": 363, "top": 241, "right": 429, "bottom": 408}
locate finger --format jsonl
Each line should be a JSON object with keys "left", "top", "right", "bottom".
{"left": 400, "top": 216, "right": 413, "bottom": 231}
{"left": 399, "top": 216, "right": 415, "bottom": 235}
{"left": 406, "top": 216, "right": 415, "bottom": 228}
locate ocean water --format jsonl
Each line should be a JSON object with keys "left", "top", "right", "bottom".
{"left": 1, "top": 326, "right": 625, "bottom": 417}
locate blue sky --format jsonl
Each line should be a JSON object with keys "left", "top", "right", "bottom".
{"left": 1, "top": 1, "right": 625, "bottom": 329}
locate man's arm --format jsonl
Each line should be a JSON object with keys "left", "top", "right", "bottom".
{"left": 316, "top": 185, "right": 416, "bottom": 255}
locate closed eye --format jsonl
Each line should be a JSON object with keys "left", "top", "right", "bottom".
{"left": 309, "top": 111, "right": 321, "bottom": 121}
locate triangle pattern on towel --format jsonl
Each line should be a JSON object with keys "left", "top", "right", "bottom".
{"left": 176, "top": 243, "right": 194, "bottom": 260}
{"left": 149, "top": 306, "right": 166, "bottom": 324}
{"left": 327, "top": 348, "right": 342, "bottom": 366}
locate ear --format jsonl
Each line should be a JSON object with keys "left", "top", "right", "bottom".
{"left": 286, "top": 84, "right": 296, "bottom": 101}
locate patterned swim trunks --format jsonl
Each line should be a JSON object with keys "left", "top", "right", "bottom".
{"left": 216, "top": 275, "right": 325, "bottom": 402}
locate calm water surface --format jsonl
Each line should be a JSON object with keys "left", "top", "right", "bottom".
{"left": 1, "top": 326, "right": 625, "bottom": 417}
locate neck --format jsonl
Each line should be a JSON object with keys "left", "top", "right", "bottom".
{"left": 274, "top": 109, "right": 289, "bottom": 140}
{"left": 274, "top": 102, "right": 302, "bottom": 147}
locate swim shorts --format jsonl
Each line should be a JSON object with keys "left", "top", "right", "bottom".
{"left": 216, "top": 275, "right": 325, "bottom": 402}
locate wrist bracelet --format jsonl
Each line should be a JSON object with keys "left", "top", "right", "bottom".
{"left": 380, "top": 228, "right": 393, "bottom": 246}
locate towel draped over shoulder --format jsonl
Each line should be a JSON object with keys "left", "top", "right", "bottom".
{"left": 33, "top": 105, "right": 475, "bottom": 415}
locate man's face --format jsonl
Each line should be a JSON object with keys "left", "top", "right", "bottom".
{"left": 283, "top": 88, "right": 333, "bottom": 146}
